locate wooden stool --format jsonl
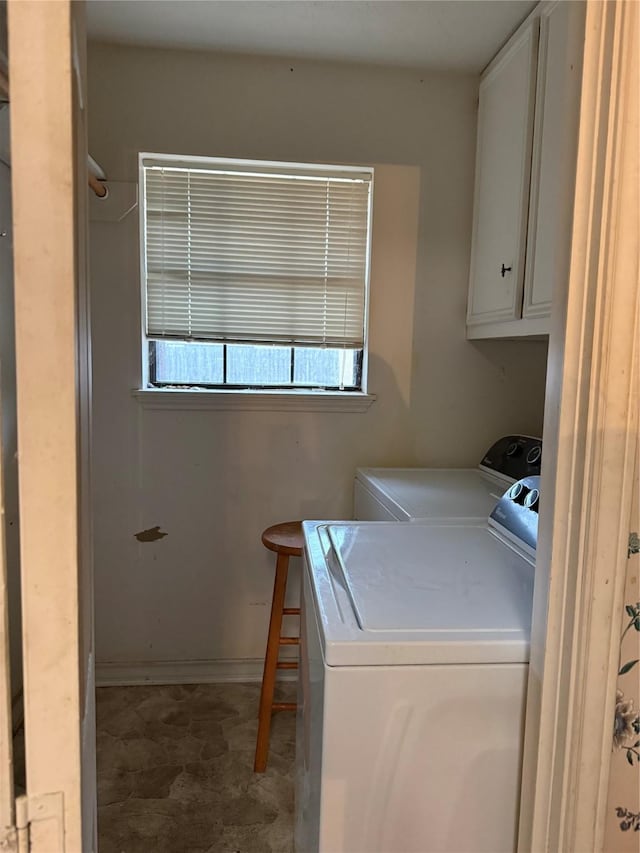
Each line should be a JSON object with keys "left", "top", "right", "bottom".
{"left": 254, "top": 521, "right": 303, "bottom": 773}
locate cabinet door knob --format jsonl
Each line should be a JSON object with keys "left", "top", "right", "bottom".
{"left": 501, "top": 263, "right": 512, "bottom": 278}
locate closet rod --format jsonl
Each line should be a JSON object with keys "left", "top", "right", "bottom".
{"left": 0, "top": 67, "right": 107, "bottom": 196}
{"left": 88, "top": 171, "right": 107, "bottom": 198}
{"left": 88, "top": 154, "right": 107, "bottom": 197}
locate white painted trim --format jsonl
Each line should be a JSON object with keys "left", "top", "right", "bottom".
{"left": 96, "top": 657, "right": 297, "bottom": 687}
{"left": 133, "top": 388, "right": 376, "bottom": 413}
{"left": 520, "top": 2, "right": 639, "bottom": 851}
{"left": 466, "top": 316, "right": 549, "bottom": 340}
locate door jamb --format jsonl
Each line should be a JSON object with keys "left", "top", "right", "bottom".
{"left": 519, "top": 1, "right": 639, "bottom": 850}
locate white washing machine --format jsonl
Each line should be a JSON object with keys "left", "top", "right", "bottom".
{"left": 295, "top": 477, "right": 540, "bottom": 853}
{"left": 354, "top": 434, "right": 542, "bottom": 522}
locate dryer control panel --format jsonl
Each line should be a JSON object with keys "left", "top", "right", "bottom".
{"left": 479, "top": 435, "right": 542, "bottom": 482}
{"left": 489, "top": 475, "right": 540, "bottom": 555}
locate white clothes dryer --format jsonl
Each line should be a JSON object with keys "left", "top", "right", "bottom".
{"left": 295, "top": 477, "right": 540, "bottom": 853}
{"left": 354, "top": 434, "right": 542, "bottom": 522}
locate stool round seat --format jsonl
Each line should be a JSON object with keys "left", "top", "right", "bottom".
{"left": 261, "top": 521, "right": 303, "bottom": 556}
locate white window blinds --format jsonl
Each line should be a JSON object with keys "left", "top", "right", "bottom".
{"left": 141, "top": 156, "right": 372, "bottom": 347}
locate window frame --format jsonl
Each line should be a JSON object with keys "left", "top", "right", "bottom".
{"left": 136, "top": 152, "right": 375, "bottom": 409}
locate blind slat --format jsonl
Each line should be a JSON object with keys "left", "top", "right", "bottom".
{"left": 143, "top": 158, "right": 372, "bottom": 346}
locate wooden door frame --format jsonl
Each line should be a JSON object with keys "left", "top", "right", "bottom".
{"left": 519, "top": 1, "right": 639, "bottom": 850}
{"left": 8, "top": 1, "right": 95, "bottom": 850}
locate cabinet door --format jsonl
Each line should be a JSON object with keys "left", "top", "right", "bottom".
{"left": 523, "top": 1, "right": 586, "bottom": 319}
{"left": 467, "top": 18, "right": 539, "bottom": 326}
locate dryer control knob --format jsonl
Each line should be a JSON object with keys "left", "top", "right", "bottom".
{"left": 526, "top": 446, "right": 542, "bottom": 466}
{"left": 506, "top": 442, "right": 521, "bottom": 458}
{"left": 508, "top": 482, "right": 527, "bottom": 503}
{"left": 524, "top": 488, "right": 540, "bottom": 511}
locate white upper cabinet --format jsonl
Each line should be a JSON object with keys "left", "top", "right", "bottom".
{"left": 467, "top": 17, "right": 539, "bottom": 330}
{"left": 467, "top": 1, "right": 585, "bottom": 339}
{"left": 523, "top": 1, "right": 586, "bottom": 320}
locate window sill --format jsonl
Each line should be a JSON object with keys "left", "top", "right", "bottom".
{"left": 132, "top": 388, "right": 377, "bottom": 413}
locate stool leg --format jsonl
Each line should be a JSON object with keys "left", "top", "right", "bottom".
{"left": 254, "top": 550, "right": 290, "bottom": 772}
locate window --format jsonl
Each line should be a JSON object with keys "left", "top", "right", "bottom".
{"left": 139, "top": 154, "right": 373, "bottom": 394}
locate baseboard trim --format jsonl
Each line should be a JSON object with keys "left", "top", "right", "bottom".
{"left": 96, "top": 657, "right": 297, "bottom": 687}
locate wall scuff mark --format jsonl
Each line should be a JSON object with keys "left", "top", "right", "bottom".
{"left": 134, "top": 526, "right": 167, "bottom": 543}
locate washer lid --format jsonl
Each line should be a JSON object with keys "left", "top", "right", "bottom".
{"left": 355, "top": 468, "right": 502, "bottom": 521}
{"left": 328, "top": 524, "right": 532, "bottom": 633}
{"left": 305, "top": 521, "right": 534, "bottom": 666}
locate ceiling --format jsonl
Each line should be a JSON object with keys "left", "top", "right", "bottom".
{"left": 86, "top": 0, "right": 537, "bottom": 73}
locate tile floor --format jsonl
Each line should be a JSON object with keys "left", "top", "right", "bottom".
{"left": 97, "top": 682, "right": 296, "bottom": 853}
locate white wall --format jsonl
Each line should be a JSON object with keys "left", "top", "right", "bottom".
{"left": 87, "top": 43, "right": 548, "bottom": 680}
